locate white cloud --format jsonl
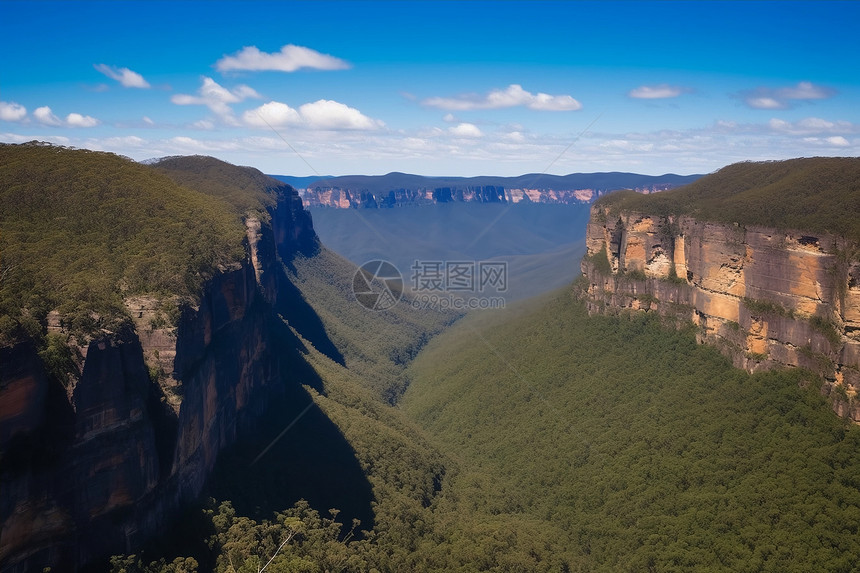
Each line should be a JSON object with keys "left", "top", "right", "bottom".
{"left": 742, "top": 81, "right": 835, "bottom": 110}
{"left": 0, "top": 101, "right": 27, "bottom": 122}
{"left": 628, "top": 84, "right": 685, "bottom": 99}
{"left": 66, "top": 113, "right": 99, "bottom": 127}
{"left": 215, "top": 44, "right": 350, "bottom": 72}
{"left": 100, "top": 135, "right": 146, "bottom": 147}
{"left": 143, "top": 116, "right": 154, "bottom": 125}
{"left": 796, "top": 117, "right": 835, "bottom": 130}
{"left": 243, "top": 101, "right": 301, "bottom": 127}
{"left": 30, "top": 106, "right": 99, "bottom": 127}
{"left": 0, "top": 132, "right": 72, "bottom": 145}
{"left": 748, "top": 97, "right": 786, "bottom": 110}
{"left": 171, "top": 77, "right": 261, "bottom": 121}
{"left": 600, "top": 139, "right": 654, "bottom": 152}
{"left": 192, "top": 119, "right": 215, "bottom": 130}
{"left": 424, "top": 84, "right": 582, "bottom": 111}
{"left": 167, "top": 136, "right": 240, "bottom": 152}
{"left": 243, "top": 99, "right": 383, "bottom": 130}
{"left": 5, "top": 110, "right": 856, "bottom": 179}
{"left": 34, "top": 106, "right": 62, "bottom": 126}
{"left": 449, "top": 123, "right": 483, "bottom": 138}
{"left": 780, "top": 81, "right": 834, "bottom": 100}
{"left": 298, "top": 100, "right": 383, "bottom": 130}
{"left": 766, "top": 116, "right": 854, "bottom": 136}
{"left": 232, "top": 85, "right": 262, "bottom": 100}
{"left": 93, "top": 64, "right": 151, "bottom": 88}
{"left": 443, "top": 113, "right": 457, "bottom": 123}
{"left": 529, "top": 91, "right": 581, "bottom": 111}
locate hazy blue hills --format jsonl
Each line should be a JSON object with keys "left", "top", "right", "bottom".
{"left": 310, "top": 202, "right": 592, "bottom": 301}
{"left": 281, "top": 169, "right": 701, "bottom": 300}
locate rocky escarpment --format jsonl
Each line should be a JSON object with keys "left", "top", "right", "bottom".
{"left": 580, "top": 205, "right": 860, "bottom": 422}
{"left": 296, "top": 172, "right": 700, "bottom": 208}
{"left": 301, "top": 184, "right": 687, "bottom": 208}
{"left": 0, "top": 190, "right": 321, "bottom": 571}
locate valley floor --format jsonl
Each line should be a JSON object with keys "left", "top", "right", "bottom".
{"left": 121, "top": 268, "right": 860, "bottom": 572}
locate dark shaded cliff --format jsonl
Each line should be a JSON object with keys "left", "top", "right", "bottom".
{"left": 0, "top": 150, "right": 364, "bottom": 571}
{"left": 579, "top": 159, "right": 860, "bottom": 422}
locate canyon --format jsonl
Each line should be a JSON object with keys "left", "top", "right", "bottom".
{"left": 4, "top": 149, "right": 860, "bottom": 571}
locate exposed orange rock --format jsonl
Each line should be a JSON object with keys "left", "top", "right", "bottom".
{"left": 581, "top": 204, "right": 860, "bottom": 422}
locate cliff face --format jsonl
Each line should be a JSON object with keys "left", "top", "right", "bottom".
{"left": 294, "top": 171, "right": 701, "bottom": 208}
{"left": 300, "top": 184, "right": 686, "bottom": 208}
{"left": 0, "top": 190, "right": 320, "bottom": 571}
{"left": 580, "top": 205, "right": 860, "bottom": 422}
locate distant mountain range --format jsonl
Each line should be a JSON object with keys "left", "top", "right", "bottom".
{"left": 268, "top": 171, "right": 704, "bottom": 208}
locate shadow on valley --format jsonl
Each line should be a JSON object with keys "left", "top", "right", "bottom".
{"left": 127, "top": 313, "right": 372, "bottom": 571}
{"left": 274, "top": 269, "right": 345, "bottom": 366}
{"left": 199, "top": 315, "right": 374, "bottom": 537}
{"left": 132, "top": 381, "right": 375, "bottom": 572}
{"left": 203, "top": 381, "right": 374, "bottom": 533}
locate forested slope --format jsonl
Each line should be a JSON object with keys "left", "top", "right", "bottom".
{"left": 136, "top": 286, "right": 860, "bottom": 571}
{"left": 597, "top": 157, "right": 860, "bottom": 241}
{"left": 402, "top": 290, "right": 860, "bottom": 571}
{"left": 0, "top": 144, "right": 246, "bottom": 339}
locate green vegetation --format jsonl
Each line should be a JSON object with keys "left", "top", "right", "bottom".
{"left": 10, "top": 145, "right": 858, "bottom": 571}
{"left": 623, "top": 268, "right": 648, "bottom": 281}
{"left": 288, "top": 248, "right": 460, "bottom": 403}
{"left": 666, "top": 263, "right": 687, "bottom": 284}
{"left": 133, "top": 286, "right": 860, "bottom": 571}
{"left": 113, "top": 247, "right": 461, "bottom": 572}
{"left": 37, "top": 331, "right": 79, "bottom": 386}
{"left": 743, "top": 298, "right": 842, "bottom": 348}
{"left": 635, "top": 292, "right": 659, "bottom": 305}
{"left": 585, "top": 243, "right": 612, "bottom": 274}
{"left": 742, "top": 297, "right": 794, "bottom": 318}
{"left": 152, "top": 155, "right": 279, "bottom": 219}
{"left": 597, "top": 157, "right": 860, "bottom": 241}
{"left": 809, "top": 314, "right": 843, "bottom": 347}
{"left": 401, "top": 291, "right": 860, "bottom": 571}
{"left": 0, "top": 143, "right": 246, "bottom": 341}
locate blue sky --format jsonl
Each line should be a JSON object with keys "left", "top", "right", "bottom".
{"left": 1, "top": 0, "right": 858, "bottom": 176}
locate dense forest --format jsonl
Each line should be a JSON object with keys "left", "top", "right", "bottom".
{"left": 0, "top": 145, "right": 249, "bottom": 341}
{"left": 4, "top": 145, "right": 859, "bottom": 571}
{"left": 596, "top": 157, "right": 860, "bottom": 241}
{"left": 116, "top": 286, "right": 860, "bottom": 572}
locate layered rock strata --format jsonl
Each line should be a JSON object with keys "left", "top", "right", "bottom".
{"left": 580, "top": 205, "right": 860, "bottom": 422}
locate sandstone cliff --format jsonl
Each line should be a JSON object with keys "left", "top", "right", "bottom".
{"left": 580, "top": 205, "right": 860, "bottom": 422}
{"left": 295, "top": 172, "right": 700, "bottom": 208}
{"left": 0, "top": 188, "right": 321, "bottom": 571}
